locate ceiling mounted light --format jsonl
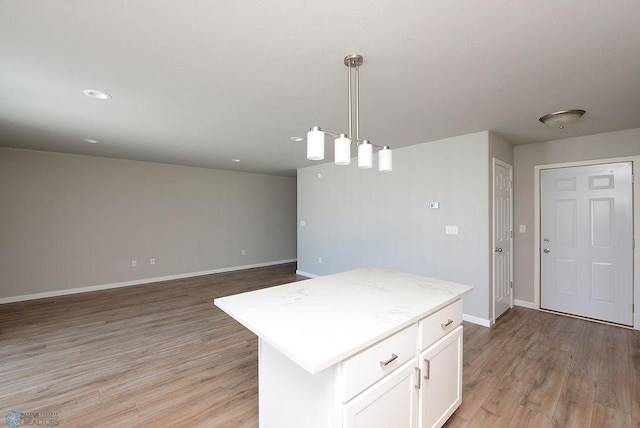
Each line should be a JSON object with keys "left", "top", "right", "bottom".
{"left": 539, "top": 109, "right": 585, "bottom": 129}
{"left": 82, "top": 138, "right": 99, "bottom": 144}
{"left": 83, "top": 89, "right": 112, "bottom": 100}
{"left": 305, "top": 54, "right": 392, "bottom": 172}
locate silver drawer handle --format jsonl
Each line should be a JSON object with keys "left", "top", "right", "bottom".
{"left": 441, "top": 319, "right": 454, "bottom": 328}
{"left": 380, "top": 353, "right": 398, "bottom": 367}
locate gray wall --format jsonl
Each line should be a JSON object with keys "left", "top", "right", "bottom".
{"left": 513, "top": 128, "right": 640, "bottom": 304}
{"left": 0, "top": 147, "right": 297, "bottom": 300}
{"left": 297, "top": 131, "right": 496, "bottom": 322}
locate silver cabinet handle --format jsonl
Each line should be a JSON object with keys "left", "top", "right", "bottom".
{"left": 543, "top": 248, "right": 550, "bottom": 254}
{"left": 441, "top": 319, "right": 454, "bottom": 328}
{"left": 424, "top": 358, "right": 431, "bottom": 380}
{"left": 415, "top": 367, "right": 421, "bottom": 389}
{"left": 379, "top": 353, "right": 398, "bottom": 367}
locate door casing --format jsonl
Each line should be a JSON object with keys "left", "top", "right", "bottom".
{"left": 492, "top": 158, "right": 513, "bottom": 324}
{"left": 533, "top": 156, "right": 640, "bottom": 330}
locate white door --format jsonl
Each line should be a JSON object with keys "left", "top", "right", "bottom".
{"left": 493, "top": 160, "right": 513, "bottom": 321}
{"left": 540, "top": 162, "right": 634, "bottom": 325}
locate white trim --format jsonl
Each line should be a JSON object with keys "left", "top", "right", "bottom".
{"left": 295, "top": 270, "right": 319, "bottom": 279}
{"left": 492, "top": 158, "right": 514, "bottom": 324}
{"left": 534, "top": 155, "right": 640, "bottom": 331}
{"left": 463, "top": 313, "right": 491, "bottom": 327}
{"left": 514, "top": 299, "right": 535, "bottom": 309}
{"left": 0, "top": 259, "right": 297, "bottom": 304}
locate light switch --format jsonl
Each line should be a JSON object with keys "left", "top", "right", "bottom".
{"left": 300, "top": 220, "right": 306, "bottom": 227}
{"left": 445, "top": 225, "right": 458, "bottom": 235}
{"left": 519, "top": 224, "right": 526, "bottom": 233}
{"left": 429, "top": 202, "right": 440, "bottom": 209}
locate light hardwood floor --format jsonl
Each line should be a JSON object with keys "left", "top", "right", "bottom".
{"left": 1, "top": 264, "right": 638, "bottom": 427}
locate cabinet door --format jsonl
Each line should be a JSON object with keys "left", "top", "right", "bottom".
{"left": 344, "top": 358, "right": 419, "bottom": 428}
{"left": 419, "top": 326, "right": 463, "bottom": 428}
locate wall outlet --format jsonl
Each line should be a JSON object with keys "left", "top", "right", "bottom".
{"left": 318, "top": 257, "right": 323, "bottom": 264}
{"left": 519, "top": 225, "right": 526, "bottom": 233}
{"left": 300, "top": 220, "right": 306, "bottom": 227}
{"left": 241, "top": 249, "right": 246, "bottom": 255}
{"left": 131, "top": 260, "right": 137, "bottom": 268}
{"left": 445, "top": 225, "right": 459, "bottom": 235}
{"left": 150, "top": 258, "right": 156, "bottom": 265}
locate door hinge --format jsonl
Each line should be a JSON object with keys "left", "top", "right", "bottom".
{"left": 510, "top": 281, "right": 513, "bottom": 289}
{"left": 510, "top": 230, "right": 514, "bottom": 239}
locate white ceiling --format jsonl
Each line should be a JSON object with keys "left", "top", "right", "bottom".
{"left": 2, "top": 1, "right": 640, "bottom": 177}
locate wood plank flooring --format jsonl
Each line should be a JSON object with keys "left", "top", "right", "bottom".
{"left": 1, "top": 264, "right": 639, "bottom": 427}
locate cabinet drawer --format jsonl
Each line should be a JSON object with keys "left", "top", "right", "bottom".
{"left": 418, "top": 300, "right": 462, "bottom": 351}
{"left": 340, "top": 324, "right": 418, "bottom": 403}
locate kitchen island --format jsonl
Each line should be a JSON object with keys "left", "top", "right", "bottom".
{"left": 214, "top": 267, "right": 473, "bottom": 428}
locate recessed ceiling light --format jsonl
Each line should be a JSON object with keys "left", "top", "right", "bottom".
{"left": 231, "top": 158, "right": 241, "bottom": 163}
{"left": 83, "top": 89, "right": 112, "bottom": 100}
{"left": 290, "top": 136, "right": 304, "bottom": 142}
{"left": 82, "top": 138, "right": 99, "bottom": 144}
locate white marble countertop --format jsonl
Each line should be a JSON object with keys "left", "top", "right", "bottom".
{"left": 214, "top": 267, "right": 473, "bottom": 374}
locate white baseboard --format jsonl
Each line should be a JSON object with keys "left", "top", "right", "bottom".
{"left": 514, "top": 299, "right": 535, "bottom": 309}
{"left": 295, "top": 270, "right": 319, "bottom": 279}
{"left": 0, "top": 259, "right": 297, "bottom": 305}
{"left": 463, "top": 313, "right": 491, "bottom": 327}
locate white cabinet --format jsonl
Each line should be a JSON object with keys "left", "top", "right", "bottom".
{"left": 340, "top": 324, "right": 418, "bottom": 402}
{"left": 343, "top": 359, "right": 419, "bottom": 428}
{"left": 419, "top": 326, "right": 463, "bottom": 428}
{"left": 256, "top": 300, "right": 464, "bottom": 428}
{"left": 342, "top": 302, "right": 464, "bottom": 428}
{"left": 215, "top": 268, "right": 473, "bottom": 428}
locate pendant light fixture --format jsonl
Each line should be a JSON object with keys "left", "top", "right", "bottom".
{"left": 306, "top": 54, "right": 392, "bottom": 172}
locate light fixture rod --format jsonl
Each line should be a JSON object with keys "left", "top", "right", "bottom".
{"left": 355, "top": 62, "right": 360, "bottom": 141}
{"left": 348, "top": 60, "right": 353, "bottom": 139}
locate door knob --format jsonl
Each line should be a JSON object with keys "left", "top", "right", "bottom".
{"left": 543, "top": 248, "right": 550, "bottom": 254}
{"left": 495, "top": 247, "right": 503, "bottom": 253}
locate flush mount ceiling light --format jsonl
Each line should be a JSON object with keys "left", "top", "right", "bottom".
{"left": 290, "top": 136, "right": 304, "bottom": 142}
{"left": 306, "top": 54, "right": 392, "bottom": 172}
{"left": 82, "top": 138, "right": 99, "bottom": 144}
{"left": 83, "top": 89, "right": 112, "bottom": 100}
{"left": 539, "top": 109, "right": 586, "bottom": 129}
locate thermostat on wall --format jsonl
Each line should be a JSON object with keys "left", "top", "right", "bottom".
{"left": 429, "top": 202, "right": 440, "bottom": 209}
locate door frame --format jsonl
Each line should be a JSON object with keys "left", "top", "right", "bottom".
{"left": 533, "top": 156, "right": 640, "bottom": 330}
{"left": 492, "top": 158, "right": 514, "bottom": 324}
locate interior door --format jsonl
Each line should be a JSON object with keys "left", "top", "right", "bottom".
{"left": 540, "top": 162, "right": 634, "bottom": 325}
{"left": 493, "top": 160, "right": 513, "bottom": 321}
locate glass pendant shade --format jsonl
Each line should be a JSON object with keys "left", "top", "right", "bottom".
{"left": 307, "top": 128, "right": 325, "bottom": 160}
{"left": 378, "top": 146, "right": 392, "bottom": 172}
{"left": 334, "top": 134, "right": 351, "bottom": 165}
{"left": 358, "top": 141, "right": 373, "bottom": 169}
